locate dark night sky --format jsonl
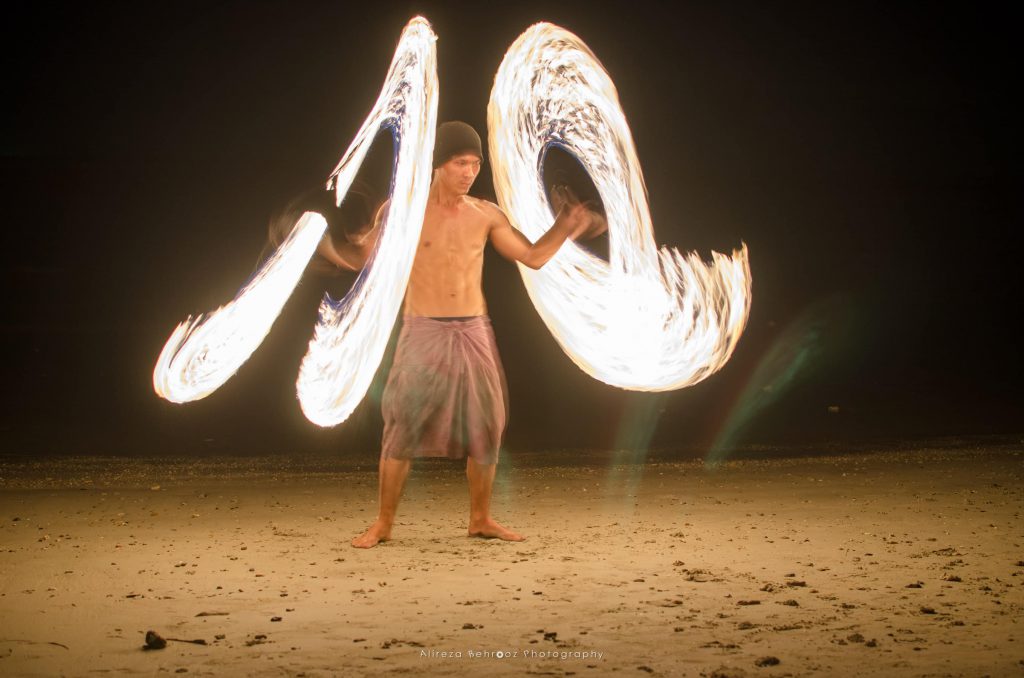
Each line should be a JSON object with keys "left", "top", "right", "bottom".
{"left": 2, "top": 1, "right": 1019, "bottom": 458}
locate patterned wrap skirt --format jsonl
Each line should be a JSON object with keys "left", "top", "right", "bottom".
{"left": 381, "top": 316, "right": 508, "bottom": 465}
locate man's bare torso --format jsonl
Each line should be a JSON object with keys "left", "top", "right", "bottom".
{"left": 317, "top": 154, "right": 591, "bottom": 319}
{"left": 403, "top": 196, "right": 494, "bottom": 318}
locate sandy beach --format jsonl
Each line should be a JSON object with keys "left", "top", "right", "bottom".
{"left": 1, "top": 439, "right": 1021, "bottom": 677}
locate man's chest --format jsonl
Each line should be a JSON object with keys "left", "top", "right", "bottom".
{"left": 417, "top": 211, "right": 489, "bottom": 262}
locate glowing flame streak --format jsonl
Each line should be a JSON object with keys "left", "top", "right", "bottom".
{"left": 488, "top": 24, "right": 752, "bottom": 390}
{"left": 156, "top": 19, "right": 748, "bottom": 424}
{"left": 153, "top": 212, "right": 326, "bottom": 402}
{"left": 296, "top": 20, "right": 438, "bottom": 427}
{"left": 154, "top": 18, "right": 438, "bottom": 416}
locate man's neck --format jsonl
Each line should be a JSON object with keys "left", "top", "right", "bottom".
{"left": 429, "top": 181, "right": 464, "bottom": 208}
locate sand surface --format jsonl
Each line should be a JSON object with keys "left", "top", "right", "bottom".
{"left": 1, "top": 441, "right": 1021, "bottom": 677}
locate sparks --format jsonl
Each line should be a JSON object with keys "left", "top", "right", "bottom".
{"left": 487, "top": 23, "right": 752, "bottom": 390}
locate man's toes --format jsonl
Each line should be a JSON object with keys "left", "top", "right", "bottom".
{"left": 351, "top": 529, "right": 387, "bottom": 548}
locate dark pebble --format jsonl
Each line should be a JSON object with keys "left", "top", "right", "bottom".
{"left": 144, "top": 630, "right": 167, "bottom": 650}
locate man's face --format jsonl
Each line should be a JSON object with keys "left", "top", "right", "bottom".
{"left": 438, "top": 152, "right": 482, "bottom": 195}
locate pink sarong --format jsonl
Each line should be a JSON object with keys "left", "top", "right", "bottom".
{"left": 381, "top": 316, "right": 508, "bottom": 465}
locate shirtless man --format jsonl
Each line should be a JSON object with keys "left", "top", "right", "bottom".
{"left": 317, "top": 121, "right": 597, "bottom": 548}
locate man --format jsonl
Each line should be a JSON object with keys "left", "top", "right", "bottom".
{"left": 318, "top": 121, "right": 598, "bottom": 548}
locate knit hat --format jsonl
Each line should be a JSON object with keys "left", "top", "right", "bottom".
{"left": 432, "top": 121, "right": 483, "bottom": 168}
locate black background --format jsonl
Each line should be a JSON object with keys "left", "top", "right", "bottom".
{"left": 3, "top": 1, "right": 1018, "bottom": 459}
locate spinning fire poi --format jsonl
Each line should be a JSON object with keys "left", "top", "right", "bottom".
{"left": 153, "top": 18, "right": 752, "bottom": 547}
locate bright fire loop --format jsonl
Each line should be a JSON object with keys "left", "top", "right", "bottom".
{"left": 488, "top": 23, "right": 751, "bottom": 390}
{"left": 154, "top": 17, "right": 438, "bottom": 424}
{"left": 153, "top": 18, "right": 752, "bottom": 424}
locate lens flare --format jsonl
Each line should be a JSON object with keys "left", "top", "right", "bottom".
{"left": 487, "top": 24, "right": 752, "bottom": 390}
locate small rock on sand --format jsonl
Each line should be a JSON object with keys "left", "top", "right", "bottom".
{"left": 143, "top": 630, "right": 166, "bottom": 650}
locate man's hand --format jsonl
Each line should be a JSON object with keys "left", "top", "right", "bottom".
{"left": 551, "top": 184, "right": 608, "bottom": 241}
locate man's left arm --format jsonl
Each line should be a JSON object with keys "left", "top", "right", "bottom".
{"left": 488, "top": 198, "right": 595, "bottom": 270}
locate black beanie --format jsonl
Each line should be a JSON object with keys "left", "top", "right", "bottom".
{"left": 432, "top": 121, "right": 483, "bottom": 168}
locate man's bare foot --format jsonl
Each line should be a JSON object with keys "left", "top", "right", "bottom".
{"left": 468, "top": 518, "right": 525, "bottom": 542}
{"left": 351, "top": 521, "right": 391, "bottom": 548}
